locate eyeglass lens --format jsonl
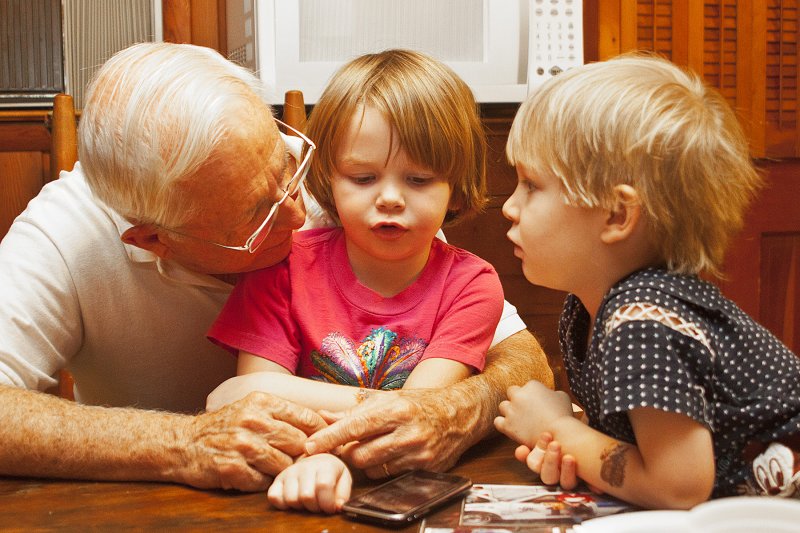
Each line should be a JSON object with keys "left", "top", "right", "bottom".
{"left": 244, "top": 119, "right": 314, "bottom": 253}
{"left": 248, "top": 147, "right": 309, "bottom": 252}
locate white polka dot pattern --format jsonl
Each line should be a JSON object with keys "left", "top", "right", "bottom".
{"left": 559, "top": 268, "right": 800, "bottom": 497}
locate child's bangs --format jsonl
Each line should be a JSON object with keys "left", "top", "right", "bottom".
{"left": 379, "top": 92, "right": 463, "bottom": 181}
{"left": 507, "top": 98, "right": 570, "bottom": 187}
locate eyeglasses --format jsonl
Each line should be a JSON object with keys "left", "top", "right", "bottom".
{"left": 161, "top": 118, "right": 316, "bottom": 254}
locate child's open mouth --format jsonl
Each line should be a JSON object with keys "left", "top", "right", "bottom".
{"left": 371, "top": 223, "right": 407, "bottom": 239}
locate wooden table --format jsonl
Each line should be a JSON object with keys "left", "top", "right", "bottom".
{"left": 0, "top": 436, "right": 534, "bottom": 532}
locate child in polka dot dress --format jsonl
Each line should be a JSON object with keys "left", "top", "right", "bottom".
{"left": 493, "top": 53, "right": 800, "bottom": 509}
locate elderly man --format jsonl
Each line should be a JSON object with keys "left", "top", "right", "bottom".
{"left": 0, "top": 43, "right": 552, "bottom": 490}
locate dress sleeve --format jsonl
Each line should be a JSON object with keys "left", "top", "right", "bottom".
{"left": 598, "top": 318, "right": 715, "bottom": 429}
{"left": 0, "top": 218, "right": 83, "bottom": 390}
{"left": 207, "top": 262, "right": 301, "bottom": 373}
{"left": 422, "top": 262, "right": 505, "bottom": 372}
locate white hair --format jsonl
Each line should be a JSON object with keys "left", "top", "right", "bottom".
{"left": 78, "top": 42, "right": 275, "bottom": 227}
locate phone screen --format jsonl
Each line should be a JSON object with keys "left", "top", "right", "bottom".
{"left": 343, "top": 470, "right": 472, "bottom": 524}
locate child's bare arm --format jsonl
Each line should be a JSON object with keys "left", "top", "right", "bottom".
{"left": 558, "top": 409, "right": 713, "bottom": 508}
{"left": 209, "top": 354, "right": 472, "bottom": 413}
{"left": 622, "top": 407, "right": 715, "bottom": 507}
{"left": 495, "top": 381, "right": 714, "bottom": 509}
{"left": 402, "top": 358, "right": 472, "bottom": 389}
{"left": 207, "top": 352, "right": 390, "bottom": 412}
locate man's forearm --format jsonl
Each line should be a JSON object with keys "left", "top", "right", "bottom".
{"left": 446, "top": 329, "right": 554, "bottom": 449}
{"left": 0, "top": 385, "right": 190, "bottom": 482}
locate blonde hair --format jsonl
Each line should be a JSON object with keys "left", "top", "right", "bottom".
{"left": 305, "top": 49, "right": 487, "bottom": 226}
{"left": 507, "top": 53, "right": 762, "bottom": 276}
{"left": 79, "top": 42, "right": 274, "bottom": 228}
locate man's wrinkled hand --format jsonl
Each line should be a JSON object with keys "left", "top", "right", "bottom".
{"left": 305, "top": 388, "right": 473, "bottom": 479}
{"left": 178, "top": 392, "right": 326, "bottom": 491}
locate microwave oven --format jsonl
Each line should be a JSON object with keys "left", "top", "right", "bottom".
{"left": 227, "top": 0, "right": 584, "bottom": 104}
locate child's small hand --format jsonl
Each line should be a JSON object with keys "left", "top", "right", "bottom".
{"left": 267, "top": 453, "right": 353, "bottom": 514}
{"left": 514, "top": 432, "right": 579, "bottom": 489}
{"left": 494, "top": 380, "right": 573, "bottom": 447}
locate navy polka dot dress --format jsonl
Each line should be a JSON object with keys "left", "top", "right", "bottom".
{"left": 560, "top": 268, "right": 800, "bottom": 497}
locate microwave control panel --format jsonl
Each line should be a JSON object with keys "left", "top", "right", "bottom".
{"left": 529, "top": 0, "right": 584, "bottom": 88}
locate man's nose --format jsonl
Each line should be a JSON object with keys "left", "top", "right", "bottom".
{"left": 274, "top": 193, "right": 306, "bottom": 231}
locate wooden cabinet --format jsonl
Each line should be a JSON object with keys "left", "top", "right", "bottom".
{"left": 716, "top": 159, "right": 800, "bottom": 352}
{"left": 0, "top": 112, "right": 53, "bottom": 239}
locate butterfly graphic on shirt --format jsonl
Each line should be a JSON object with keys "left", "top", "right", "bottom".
{"left": 310, "top": 327, "right": 426, "bottom": 390}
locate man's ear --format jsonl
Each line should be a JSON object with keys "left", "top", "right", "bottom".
{"left": 121, "top": 223, "right": 170, "bottom": 259}
{"left": 601, "top": 184, "right": 643, "bottom": 244}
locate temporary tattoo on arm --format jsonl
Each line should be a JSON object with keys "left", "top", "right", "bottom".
{"left": 355, "top": 388, "right": 373, "bottom": 404}
{"left": 600, "top": 443, "right": 630, "bottom": 487}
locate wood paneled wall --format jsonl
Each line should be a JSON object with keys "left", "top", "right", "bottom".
{"left": 162, "top": 0, "right": 226, "bottom": 55}
{"left": 592, "top": 0, "right": 800, "bottom": 159}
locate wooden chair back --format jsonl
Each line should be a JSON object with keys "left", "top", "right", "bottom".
{"left": 281, "top": 90, "right": 307, "bottom": 133}
{"left": 50, "top": 93, "right": 78, "bottom": 400}
{"left": 0, "top": 94, "right": 77, "bottom": 239}
{"left": 50, "top": 93, "right": 79, "bottom": 181}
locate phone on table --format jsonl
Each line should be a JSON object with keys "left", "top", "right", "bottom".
{"left": 342, "top": 470, "right": 472, "bottom": 526}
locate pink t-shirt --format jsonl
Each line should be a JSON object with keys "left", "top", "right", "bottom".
{"left": 208, "top": 228, "right": 503, "bottom": 389}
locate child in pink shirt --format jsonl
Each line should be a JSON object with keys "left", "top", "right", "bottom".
{"left": 208, "top": 49, "right": 504, "bottom": 513}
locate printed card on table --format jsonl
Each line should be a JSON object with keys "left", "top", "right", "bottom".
{"left": 420, "top": 483, "right": 635, "bottom": 533}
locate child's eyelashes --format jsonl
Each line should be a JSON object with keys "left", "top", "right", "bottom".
{"left": 348, "top": 175, "right": 376, "bottom": 185}
{"left": 517, "top": 178, "right": 537, "bottom": 194}
{"left": 343, "top": 175, "right": 437, "bottom": 186}
{"left": 407, "top": 176, "right": 434, "bottom": 186}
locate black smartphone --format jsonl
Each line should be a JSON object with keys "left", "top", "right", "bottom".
{"left": 342, "top": 470, "right": 472, "bottom": 526}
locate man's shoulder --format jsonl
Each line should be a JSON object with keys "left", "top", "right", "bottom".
{"left": 1, "top": 163, "right": 124, "bottom": 270}
{"left": 20, "top": 164, "right": 105, "bottom": 223}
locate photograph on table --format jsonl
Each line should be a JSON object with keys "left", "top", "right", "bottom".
{"left": 420, "top": 483, "right": 634, "bottom": 532}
